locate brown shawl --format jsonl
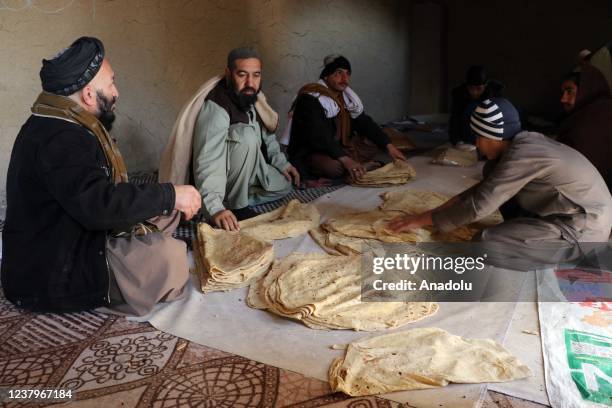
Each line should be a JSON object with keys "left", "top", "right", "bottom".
{"left": 558, "top": 65, "right": 612, "bottom": 188}
{"left": 297, "top": 83, "right": 352, "bottom": 147}
{"left": 31, "top": 91, "right": 128, "bottom": 183}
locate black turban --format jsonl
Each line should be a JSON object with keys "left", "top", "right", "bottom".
{"left": 40, "top": 37, "right": 105, "bottom": 96}
{"left": 319, "top": 55, "right": 351, "bottom": 79}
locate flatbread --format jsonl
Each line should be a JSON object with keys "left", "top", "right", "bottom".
{"left": 329, "top": 327, "right": 532, "bottom": 396}
{"left": 351, "top": 161, "right": 416, "bottom": 187}
{"left": 194, "top": 223, "right": 274, "bottom": 292}
{"left": 431, "top": 146, "right": 478, "bottom": 167}
{"left": 309, "top": 227, "right": 385, "bottom": 256}
{"left": 379, "top": 190, "right": 448, "bottom": 214}
{"left": 379, "top": 190, "right": 503, "bottom": 232}
{"left": 308, "top": 227, "right": 344, "bottom": 256}
{"left": 239, "top": 199, "right": 320, "bottom": 241}
{"left": 247, "top": 253, "right": 438, "bottom": 331}
{"left": 322, "top": 210, "right": 434, "bottom": 243}
{"left": 310, "top": 190, "right": 502, "bottom": 257}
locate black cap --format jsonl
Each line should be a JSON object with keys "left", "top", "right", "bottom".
{"left": 320, "top": 55, "right": 351, "bottom": 79}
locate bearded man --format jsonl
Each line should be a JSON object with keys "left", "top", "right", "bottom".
{"left": 192, "top": 47, "right": 299, "bottom": 231}
{"left": 1, "top": 37, "right": 201, "bottom": 315}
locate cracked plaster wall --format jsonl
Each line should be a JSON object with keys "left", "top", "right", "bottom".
{"left": 0, "top": 0, "right": 410, "bottom": 216}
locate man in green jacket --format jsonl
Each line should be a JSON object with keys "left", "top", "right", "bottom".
{"left": 193, "top": 47, "right": 299, "bottom": 231}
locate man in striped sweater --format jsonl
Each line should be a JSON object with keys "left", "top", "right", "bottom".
{"left": 388, "top": 98, "right": 611, "bottom": 267}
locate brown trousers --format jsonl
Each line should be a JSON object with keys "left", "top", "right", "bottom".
{"left": 306, "top": 135, "right": 381, "bottom": 179}
{"left": 102, "top": 211, "right": 189, "bottom": 316}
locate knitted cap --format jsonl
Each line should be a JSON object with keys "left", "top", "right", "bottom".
{"left": 470, "top": 98, "right": 521, "bottom": 140}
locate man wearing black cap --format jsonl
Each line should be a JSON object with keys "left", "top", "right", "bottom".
{"left": 389, "top": 97, "right": 611, "bottom": 265}
{"left": 448, "top": 65, "right": 504, "bottom": 145}
{"left": 286, "top": 54, "right": 407, "bottom": 182}
{"left": 1, "top": 37, "right": 201, "bottom": 315}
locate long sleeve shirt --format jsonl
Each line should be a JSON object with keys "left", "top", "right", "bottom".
{"left": 192, "top": 82, "right": 290, "bottom": 217}
{"left": 432, "top": 132, "right": 612, "bottom": 242}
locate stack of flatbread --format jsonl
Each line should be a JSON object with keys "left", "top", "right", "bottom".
{"left": 322, "top": 210, "right": 435, "bottom": 243}
{"left": 379, "top": 190, "right": 503, "bottom": 231}
{"left": 194, "top": 223, "right": 274, "bottom": 293}
{"left": 239, "top": 199, "right": 320, "bottom": 241}
{"left": 431, "top": 145, "right": 478, "bottom": 167}
{"left": 310, "top": 190, "right": 503, "bottom": 255}
{"left": 350, "top": 161, "right": 416, "bottom": 187}
{"left": 247, "top": 253, "right": 438, "bottom": 331}
{"left": 379, "top": 189, "right": 449, "bottom": 214}
{"left": 329, "top": 327, "right": 531, "bottom": 396}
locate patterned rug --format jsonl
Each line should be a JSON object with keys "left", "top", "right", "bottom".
{"left": 0, "top": 288, "right": 400, "bottom": 407}
{"left": 0, "top": 288, "right": 549, "bottom": 408}
{"left": 0, "top": 173, "right": 548, "bottom": 407}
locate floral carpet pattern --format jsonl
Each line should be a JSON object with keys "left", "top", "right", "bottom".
{"left": 0, "top": 288, "right": 402, "bottom": 407}
{"left": 0, "top": 173, "right": 547, "bottom": 407}
{"left": 0, "top": 287, "right": 549, "bottom": 407}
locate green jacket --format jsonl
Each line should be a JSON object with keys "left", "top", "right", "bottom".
{"left": 193, "top": 83, "right": 290, "bottom": 217}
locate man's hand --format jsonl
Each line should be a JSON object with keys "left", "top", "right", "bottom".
{"left": 339, "top": 156, "right": 367, "bottom": 180}
{"left": 173, "top": 185, "right": 201, "bottom": 221}
{"left": 387, "top": 143, "right": 407, "bottom": 162}
{"left": 282, "top": 165, "right": 301, "bottom": 187}
{"left": 387, "top": 212, "right": 433, "bottom": 233}
{"left": 212, "top": 209, "right": 240, "bottom": 231}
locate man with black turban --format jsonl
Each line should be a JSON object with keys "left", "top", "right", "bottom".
{"left": 1, "top": 37, "right": 201, "bottom": 315}
{"left": 285, "top": 54, "right": 407, "bottom": 182}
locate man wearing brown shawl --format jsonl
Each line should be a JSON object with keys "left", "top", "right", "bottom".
{"left": 286, "top": 55, "right": 406, "bottom": 182}
{"left": 1, "top": 37, "right": 200, "bottom": 315}
{"left": 558, "top": 65, "right": 612, "bottom": 190}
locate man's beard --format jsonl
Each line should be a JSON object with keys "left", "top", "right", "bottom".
{"left": 96, "top": 90, "right": 117, "bottom": 131}
{"left": 229, "top": 78, "right": 260, "bottom": 110}
{"left": 237, "top": 90, "right": 258, "bottom": 109}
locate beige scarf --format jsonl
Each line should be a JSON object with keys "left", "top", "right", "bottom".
{"left": 158, "top": 75, "right": 280, "bottom": 184}
{"left": 31, "top": 91, "right": 128, "bottom": 183}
